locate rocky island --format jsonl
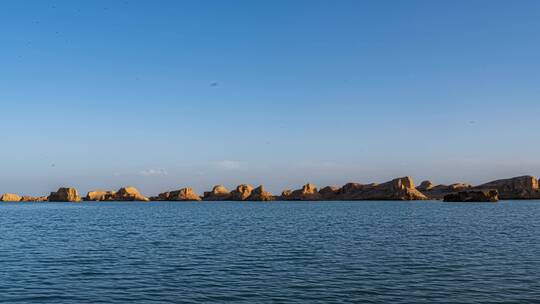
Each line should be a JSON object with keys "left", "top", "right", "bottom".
{"left": 1, "top": 175, "right": 540, "bottom": 203}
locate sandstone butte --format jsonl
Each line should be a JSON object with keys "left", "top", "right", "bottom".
{"left": 1, "top": 175, "right": 540, "bottom": 203}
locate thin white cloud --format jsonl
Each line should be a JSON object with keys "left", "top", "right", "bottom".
{"left": 139, "top": 169, "right": 169, "bottom": 176}
{"left": 214, "top": 160, "right": 243, "bottom": 170}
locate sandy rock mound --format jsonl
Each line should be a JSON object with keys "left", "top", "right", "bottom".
{"left": 203, "top": 185, "right": 231, "bottom": 201}
{"left": 20, "top": 196, "right": 47, "bottom": 202}
{"left": 85, "top": 190, "right": 116, "bottom": 201}
{"left": 48, "top": 188, "right": 81, "bottom": 202}
{"left": 0, "top": 193, "right": 22, "bottom": 202}
{"left": 340, "top": 177, "right": 427, "bottom": 200}
{"left": 247, "top": 185, "right": 274, "bottom": 201}
{"left": 230, "top": 184, "right": 254, "bottom": 201}
{"left": 154, "top": 187, "right": 201, "bottom": 201}
{"left": 113, "top": 187, "right": 149, "bottom": 201}
{"left": 281, "top": 183, "right": 322, "bottom": 201}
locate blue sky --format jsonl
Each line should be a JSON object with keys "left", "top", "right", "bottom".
{"left": 1, "top": 0, "right": 539, "bottom": 196}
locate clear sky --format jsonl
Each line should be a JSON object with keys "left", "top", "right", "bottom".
{"left": 1, "top": 0, "right": 539, "bottom": 196}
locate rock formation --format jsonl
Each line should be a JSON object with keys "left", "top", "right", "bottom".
{"left": 280, "top": 190, "right": 292, "bottom": 199}
{"left": 338, "top": 177, "right": 427, "bottom": 200}
{"left": 0, "top": 193, "right": 21, "bottom": 202}
{"left": 4, "top": 175, "right": 540, "bottom": 204}
{"left": 20, "top": 196, "right": 47, "bottom": 202}
{"left": 48, "top": 188, "right": 82, "bottom": 202}
{"left": 84, "top": 187, "right": 148, "bottom": 201}
{"left": 444, "top": 190, "right": 499, "bottom": 202}
{"left": 112, "top": 187, "right": 150, "bottom": 201}
{"left": 203, "top": 185, "right": 231, "bottom": 201}
{"left": 416, "top": 181, "right": 434, "bottom": 192}
{"left": 473, "top": 176, "right": 540, "bottom": 199}
{"left": 319, "top": 186, "right": 340, "bottom": 200}
{"left": 230, "top": 184, "right": 254, "bottom": 201}
{"left": 247, "top": 185, "right": 274, "bottom": 201}
{"left": 417, "top": 181, "right": 473, "bottom": 200}
{"left": 85, "top": 190, "right": 116, "bottom": 201}
{"left": 281, "top": 183, "right": 322, "bottom": 201}
{"left": 152, "top": 187, "right": 201, "bottom": 201}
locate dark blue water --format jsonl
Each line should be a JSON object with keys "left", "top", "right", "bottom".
{"left": 1, "top": 201, "right": 539, "bottom": 303}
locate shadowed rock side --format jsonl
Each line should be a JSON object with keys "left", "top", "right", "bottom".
{"left": 0, "top": 193, "right": 22, "bottom": 202}
{"left": 337, "top": 177, "right": 427, "bottom": 200}
{"left": 151, "top": 188, "right": 201, "bottom": 201}
{"left": 444, "top": 190, "right": 499, "bottom": 202}
{"left": 319, "top": 186, "right": 340, "bottom": 200}
{"left": 203, "top": 185, "right": 231, "bottom": 201}
{"left": 473, "top": 176, "right": 540, "bottom": 199}
{"left": 230, "top": 184, "right": 254, "bottom": 201}
{"left": 247, "top": 185, "right": 275, "bottom": 201}
{"left": 281, "top": 183, "right": 322, "bottom": 201}
{"left": 48, "top": 187, "right": 81, "bottom": 202}
{"left": 417, "top": 181, "right": 473, "bottom": 200}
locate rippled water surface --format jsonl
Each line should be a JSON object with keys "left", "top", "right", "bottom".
{"left": 1, "top": 201, "right": 539, "bottom": 303}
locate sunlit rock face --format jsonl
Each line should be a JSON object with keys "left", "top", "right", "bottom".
{"left": 48, "top": 188, "right": 82, "bottom": 202}
{"left": 474, "top": 176, "right": 540, "bottom": 199}
{"left": 444, "top": 190, "right": 499, "bottom": 202}
{"left": 85, "top": 190, "right": 116, "bottom": 201}
{"left": 230, "top": 184, "right": 254, "bottom": 201}
{"left": 152, "top": 188, "right": 201, "bottom": 201}
{"left": 338, "top": 177, "right": 427, "bottom": 201}
{"left": 20, "top": 196, "right": 47, "bottom": 202}
{"left": 247, "top": 185, "right": 275, "bottom": 201}
{"left": 203, "top": 185, "right": 231, "bottom": 201}
{"left": 113, "top": 187, "right": 150, "bottom": 201}
{"left": 281, "top": 183, "right": 322, "bottom": 201}
{"left": 0, "top": 193, "right": 22, "bottom": 202}
{"left": 85, "top": 187, "right": 148, "bottom": 201}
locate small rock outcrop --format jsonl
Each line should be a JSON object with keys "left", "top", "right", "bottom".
{"left": 247, "top": 185, "right": 274, "bottom": 201}
{"left": 48, "top": 188, "right": 82, "bottom": 202}
{"left": 280, "top": 190, "right": 292, "bottom": 199}
{"left": 417, "top": 182, "right": 473, "bottom": 200}
{"left": 0, "top": 193, "right": 21, "bottom": 202}
{"left": 444, "top": 190, "right": 499, "bottom": 202}
{"left": 203, "top": 185, "right": 231, "bottom": 201}
{"left": 84, "top": 188, "right": 149, "bottom": 201}
{"left": 339, "top": 177, "right": 427, "bottom": 200}
{"left": 474, "top": 176, "right": 540, "bottom": 199}
{"left": 230, "top": 184, "right": 254, "bottom": 201}
{"left": 281, "top": 183, "right": 322, "bottom": 201}
{"left": 85, "top": 190, "right": 116, "bottom": 201}
{"left": 319, "top": 186, "right": 340, "bottom": 200}
{"left": 416, "top": 181, "right": 434, "bottom": 192}
{"left": 153, "top": 188, "right": 201, "bottom": 201}
{"left": 113, "top": 187, "right": 150, "bottom": 201}
{"left": 20, "top": 196, "right": 47, "bottom": 202}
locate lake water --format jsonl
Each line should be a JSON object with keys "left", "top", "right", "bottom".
{"left": 0, "top": 201, "right": 539, "bottom": 303}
